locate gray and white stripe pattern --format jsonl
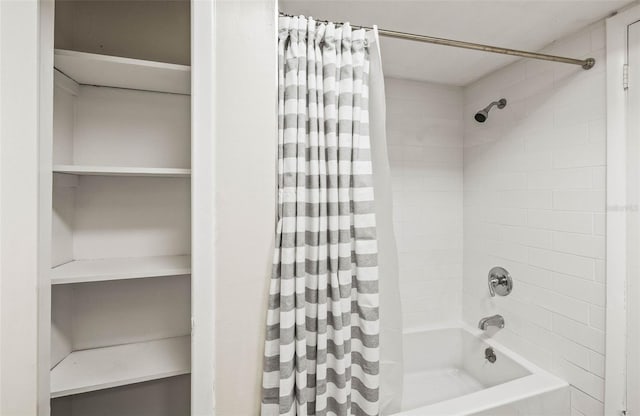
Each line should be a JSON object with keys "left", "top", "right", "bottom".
{"left": 262, "top": 15, "right": 380, "bottom": 416}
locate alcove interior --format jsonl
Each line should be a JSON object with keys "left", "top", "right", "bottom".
{"left": 50, "top": 1, "right": 192, "bottom": 415}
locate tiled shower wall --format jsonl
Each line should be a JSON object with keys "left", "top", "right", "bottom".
{"left": 462, "top": 21, "right": 606, "bottom": 415}
{"left": 385, "top": 78, "right": 464, "bottom": 329}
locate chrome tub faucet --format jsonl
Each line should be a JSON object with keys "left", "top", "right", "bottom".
{"left": 478, "top": 314, "right": 505, "bottom": 330}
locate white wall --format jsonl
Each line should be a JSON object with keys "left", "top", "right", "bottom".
{"left": 191, "top": 0, "right": 215, "bottom": 412}
{"left": 51, "top": 375, "right": 190, "bottom": 416}
{"left": 463, "top": 22, "right": 606, "bottom": 415}
{"left": 385, "top": 78, "right": 464, "bottom": 329}
{"left": 54, "top": 0, "right": 190, "bottom": 65}
{"left": 213, "top": 1, "right": 277, "bottom": 414}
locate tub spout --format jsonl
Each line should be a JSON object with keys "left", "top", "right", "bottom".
{"left": 478, "top": 314, "right": 505, "bottom": 331}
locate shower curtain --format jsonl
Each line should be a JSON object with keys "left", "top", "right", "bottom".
{"left": 367, "top": 27, "right": 404, "bottom": 416}
{"left": 262, "top": 15, "right": 403, "bottom": 416}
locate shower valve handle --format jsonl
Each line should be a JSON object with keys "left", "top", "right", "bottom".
{"left": 488, "top": 266, "right": 513, "bottom": 297}
{"left": 488, "top": 277, "right": 499, "bottom": 297}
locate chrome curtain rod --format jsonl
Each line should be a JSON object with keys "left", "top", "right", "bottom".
{"left": 279, "top": 13, "right": 595, "bottom": 70}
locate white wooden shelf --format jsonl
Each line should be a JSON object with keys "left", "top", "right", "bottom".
{"left": 53, "top": 165, "right": 191, "bottom": 178}
{"left": 51, "top": 255, "right": 191, "bottom": 285}
{"left": 54, "top": 49, "right": 190, "bottom": 95}
{"left": 50, "top": 336, "right": 191, "bottom": 398}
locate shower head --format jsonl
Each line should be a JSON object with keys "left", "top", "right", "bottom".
{"left": 474, "top": 98, "right": 507, "bottom": 123}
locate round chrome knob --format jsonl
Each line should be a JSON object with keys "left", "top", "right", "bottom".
{"left": 488, "top": 266, "right": 513, "bottom": 297}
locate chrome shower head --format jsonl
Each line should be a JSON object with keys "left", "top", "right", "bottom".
{"left": 474, "top": 98, "right": 507, "bottom": 123}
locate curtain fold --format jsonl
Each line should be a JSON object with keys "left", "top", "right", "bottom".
{"left": 262, "top": 15, "right": 382, "bottom": 416}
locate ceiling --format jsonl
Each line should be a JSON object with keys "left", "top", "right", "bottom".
{"left": 280, "top": 0, "right": 633, "bottom": 86}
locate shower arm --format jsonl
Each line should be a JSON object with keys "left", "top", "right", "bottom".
{"left": 483, "top": 101, "right": 500, "bottom": 113}
{"left": 279, "top": 13, "right": 596, "bottom": 70}
{"left": 483, "top": 99, "right": 507, "bottom": 113}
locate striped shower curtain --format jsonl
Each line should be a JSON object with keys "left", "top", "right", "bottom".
{"left": 262, "top": 15, "right": 380, "bottom": 416}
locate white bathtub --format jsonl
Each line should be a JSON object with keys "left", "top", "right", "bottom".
{"left": 394, "top": 323, "right": 569, "bottom": 416}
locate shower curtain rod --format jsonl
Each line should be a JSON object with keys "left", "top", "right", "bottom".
{"left": 279, "top": 13, "right": 596, "bottom": 70}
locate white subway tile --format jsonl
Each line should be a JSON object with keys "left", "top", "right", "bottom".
{"left": 486, "top": 172, "right": 527, "bottom": 191}
{"left": 386, "top": 77, "right": 464, "bottom": 327}
{"left": 593, "top": 213, "right": 605, "bottom": 236}
{"left": 572, "top": 408, "right": 587, "bottom": 416}
{"left": 462, "top": 24, "right": 606, "bottom": 416}
{"left": 528, "top": 168, "right": 593, "bottom": 190}
{"left": 571, "top": 387, "right": 604, "bottom": 416}
{"left": 553, "top": 143, "right": 606, "bottom": 168}
{"left": 589, "top": 305, "right": 605, "bottom": 331}
{"left": 502, "top": 296, "right": 553, "bottom": 330}
{"left": 528, "top": 283, "right": 590, "bottom": 323}
{"left": 553, "top": 314, "right": 604, "bottom": 353}
{"left": 494, "top": 328, "right": 554, "bottom": 369}
{"left": 527, "top": 210, "right": 593, "bottom": 234}
{"left": 496, "top": 190, "right": 553, "bottom": 210}
{"left": 589, "top": 351, "right": 605, "bottom": 378}
{"left": 594, "top": 260, "right": 605, "bottom": 284}
{"left": 517, "top": 265, "right": 554, "bottom": 289}
{"left": 486, "top": 240, "right": 529, "bottom": 263}
{"left": 554, "top": 76, "right": 601, "bottom": 110}
{"left": 554, "top": 98, "right": 604, "bottom": 128}
{"left": 591, "top": 166, "right": 606, "bottom": 189}
{"left": 553, "top": 273, "right": 601, "bottom": 305}
{"left": 522, "top": 150, "right": 554, "bottom": 171}
{"left": 554, "top": 358, "right": 604, "bottom": 401}
{"left": 588, "top": 118, "right": 606, "bottom": 143}
{"left": 525, "top": 96, "right": 555, "bottom": 129}
{"left": 553, "top": 190, "right": 605, "bottom": 212}
{"left": 500, "top": 226, "right": 553, "bottom": 249}
{"left": 485, "top": 207, "right": 528, "bottom": 226}
{"left": 529, "top": 248, "right": 594, "bottom": 280}
{"left": 552, "top": 232, "right": 605, "bottom": 259}
{"left": 555, "top": 337, "right": 592, "bottom": 371}
{"left": 524, "top": 123, "right": 588, "bottom": 151}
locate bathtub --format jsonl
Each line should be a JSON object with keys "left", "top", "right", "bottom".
{"left": 394, "top": 323, "right": 569, "bottom": 416}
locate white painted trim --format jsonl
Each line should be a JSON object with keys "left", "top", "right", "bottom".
{"left": 191, "top": 0, "right": 216, "bottom": 414}
{"left": 38, "top": 1, "right": 55, "bottom": 414}
{"left": 605, "top": 5, "right": 640, "bottom": 415}
{"left": 0, "top": 0, "right": 42, "bottom": 414}
{"left": 211, "top": 1, "right": 277, "bottom": 412}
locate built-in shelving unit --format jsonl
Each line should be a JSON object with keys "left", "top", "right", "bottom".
{"left": 53, "top": 165, "right": 191, "bottom": 178}
{"left": 49, "top": 41, "right": 192, "bottom": 415}
{"left": 51, "top": 336, "right": 191, "bottom": 398}
{"left": 51, "top": 255, "right": 191, "bottom": 285}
